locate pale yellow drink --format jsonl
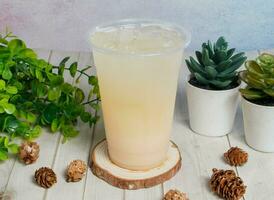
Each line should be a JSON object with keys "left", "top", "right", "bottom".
{"left": 90, "top": 20, "right": 189, "bottom": 170}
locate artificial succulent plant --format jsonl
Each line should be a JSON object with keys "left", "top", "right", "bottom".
{"left": 186, "top": 37, "right": 247, "bottom": 90}
{"left": 240, "top": 53, "right": 274, "bottom": 102}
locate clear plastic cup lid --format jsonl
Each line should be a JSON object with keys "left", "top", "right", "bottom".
{"left": 90, "top": 19, "right": 191, "bottom": 56}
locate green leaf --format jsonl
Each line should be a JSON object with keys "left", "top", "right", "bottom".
{"left": 4, "top": 137, "right": 9, "bottom": 147}
{"left": 93, "top": 85, "right": 100, "bottom": 97}
{"left": 8, "top": 39, "right": 26, "bottom": 53}
{"left": 6, "top": 85, "right": 18, "bottom": 94}
{"left": 0, "top": 107, "right": 5, "bottom": 113}
{"left": 3, "top": 103, "right": 16, "bottom": 114}
{"left": 2, "top": 66, "right": 12, "bottom": 80}
{"left": 0, "top": 151, "right": 8, "bottom": 161}
{"left": 47, "top": 73, "right": 64, "bottom": 86}
{"left": 209, "top": 79, "right": 232, "bottom": 88}
{"left": 48, "top": 87, "right": 61, "bottom": 101}
{"left": 75, "top": 88, "right": 85, "bottom": 103}
{"left": 58, "top": 57, "right": 70, "bottom": 76}
{"left": 36, "top": 83, "right": 47, "bottom": 97}
{"left": 88, "top": 76, "right": 98, "bottom": 85}
{"left": 207, "top": 40, "right": 214, "bottom": 58}
{"left": 69, "top": 62, "right": 77, "bottom": 77}
{"left": 202, "top": 48, "right": 215, "bottom": 66}
{"left": 59, "top": 57, "right": 70, "bottom": 66}
{"left": 195, "top": 51, "right": 204, "bottom": 66}
{"left": 61, "top": 83, "right": 74, "bottom": 94}
{"left": 18, "top": 48, "right": 37, "bottom": 59}
{"left": 189, "top": 57, "right": 207, "bottom": 76}
{"left": 0, "top": 62, "right": 4, "bottom": 75}
{"left": 51, "top": 118, "right": 59, "bottom": 132}
{"left": 62, "top": 124, "right": 79, "bottom": 140}
{"left": 240, "top": 88, "right": 266, "bottom": 99}
{"left": 204, "top": 66, "right": 218, "bottom": 78}
{"left": 263, "top": 88, "right": 274, "bottom": 97}
{"left": 230, "top": 52, "right": 245, "bottom": 62}
{"left": 214, "top": 50, "right": 227, "bottom": 64}
{"left": 194, "top": 73, "right": 209, "bottom": 85}
{"left": 8, "top": 144, "right": 19, "bottom": 154}
{"left": 43, "top": 104, "right": 59, "bottom": 123}
{"left": 58, "top": 65, "right": 65, "bottom": 76}
{"left": 29, "top": 126, "right": 41, "bottom": 139}
{"left": 0, "top": 79, "right": 6, "bottom": 90}
{"left": 219, "top": 56, "right": 247, "bottom": 75}
{"left": 27, "top": 112, "right": 36, "bottom": 123}
{"left": 35, "top": 69, "right": 43, "bottom": 82}
{"left": 216, "top": 59, "right": 232, "bottom": 72}
{"left": 215, "top": 36, "right": 227, "bottom": 50}
{"left": 4, "top": 116, "right": 20, "bottom": 133}
{"left": 80, "top": 112, "right": 91, "bottom": 122}
{"left": 226, "top": 48, "right": 235, "bottom": 59}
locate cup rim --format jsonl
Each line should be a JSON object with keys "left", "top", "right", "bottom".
{"left": 89, "top": 18, "right": 191, "bottom": 56}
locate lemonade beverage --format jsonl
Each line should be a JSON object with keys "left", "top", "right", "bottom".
{"left": 90, "top": 20, "right": 190, "bottom": 170}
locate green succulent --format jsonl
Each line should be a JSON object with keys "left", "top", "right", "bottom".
{"left": 240, "top": 53, "right": 274, "bottom": 100}
{"left": 186, "top": 36, "right": 247, "bottom": 89}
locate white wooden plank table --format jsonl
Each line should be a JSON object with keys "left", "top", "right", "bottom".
{"left": 0, "top": 49, "right": 273, "bottom": 200}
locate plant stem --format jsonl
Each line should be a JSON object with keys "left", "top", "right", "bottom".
{"left": 52, "top": 66, "right": 91, "bottom": 78}
{"left": 82, "top": 98, "right": 100, "bottom": 105}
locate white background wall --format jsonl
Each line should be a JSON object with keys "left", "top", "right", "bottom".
{"left": 0, "top": 0, "right": 273, "bottom": 52}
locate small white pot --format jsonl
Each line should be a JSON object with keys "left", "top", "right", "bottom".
{"left": 242, "top": 97, "right": 274, "bottom": 152}
{"left": 186, "top": 79, "right": 240, "bottom": 137}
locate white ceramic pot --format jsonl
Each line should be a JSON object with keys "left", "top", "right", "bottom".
{"left": 186, "top": 80, "right": 240, "bottom": 137}
{"left": 242, "top": 97, "right": 274, "bottom": 152}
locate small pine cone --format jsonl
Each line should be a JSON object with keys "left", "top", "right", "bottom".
{"left": 66, "top": 160, "right": 87, "bottom": 182}
{"left": 35, "top": 167, "right": 57, "bottom": 188}
{"left": 209, "top": 168, "right": 246, "bottom": 200}
{"left": 224, "top": 147, "right": 248, "bottom": 166}
{"left": 18, "top": 141, "right": 40, "bottom": 165}
{"left": 0, "top": 191, "right": 12, "bottom": 200}
{"left": 163, "top": 189, "right": 189, "bottom": 200}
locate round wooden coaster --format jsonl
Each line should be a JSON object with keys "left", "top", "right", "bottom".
{"left": 90, "top": 139, "right": 181, "bottom": 190}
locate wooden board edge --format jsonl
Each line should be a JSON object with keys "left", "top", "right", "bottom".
{"left": 89, "top": 139, "right": 181, "bottom": 190}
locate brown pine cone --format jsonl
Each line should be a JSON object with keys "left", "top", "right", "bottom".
{"left": 224, "top": 147, "right": 248, "bottom": 166}
{"left": 66, "top": 160, "right": 87, "bottom": 182}
{"left": 18, "top": 141, "right": 40, "bottom": 165}
{"left": 35, "top": 167, "right": 57, "bottom": 188}
{"left": 163, "top": 189, "right": 189, "bottom": 200}
{"left": 0, "top": 191, "right": 12, "bottom": 200}
{"left": 209, "top": 168, "right": 246, "bottom": 200}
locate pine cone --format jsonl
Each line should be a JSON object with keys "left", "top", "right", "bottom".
{"left": 0, "top": 191, "right": 12, "bottom": 200}
{"left": 35, "top": 167, "right": 57, "bottom": 188}
{"left": 224, "top": 147, "right": 248, "bottom": 166}
{"left": 18, "top": 141, "right": 40, "bottom": 165}
{"left": 209, "top": 168, "right": 246, "bottom": 200}
{"left": 66, "top": 160, "right": 87, "bottom": 182}
{"left": 163, "top": 189, "right": 189, "bottom": 200}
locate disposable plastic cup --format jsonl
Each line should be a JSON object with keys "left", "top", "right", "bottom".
{"left": 90, "top": 19, "right": 190, "bottom": 170}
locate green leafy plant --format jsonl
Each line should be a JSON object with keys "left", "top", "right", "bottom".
{"left": 240, "top": 53, "right": 274, "bottom": 101}
{"left": 0, "top": 29, "right": 100, "bottom": 154}
{"left": 0, "top": 136, "right": 18, "bottom": 161}
{"left": 186, "top": 36, "right": 247, "bottom": 89}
